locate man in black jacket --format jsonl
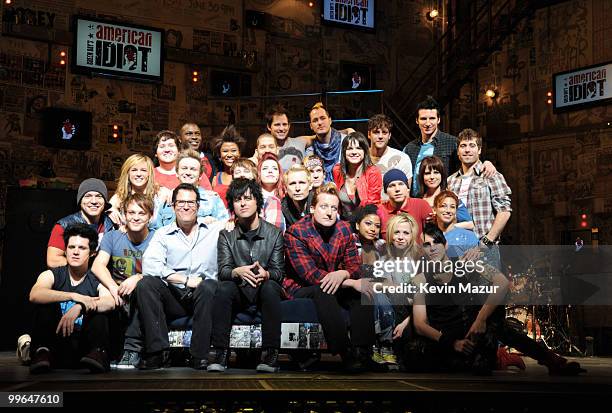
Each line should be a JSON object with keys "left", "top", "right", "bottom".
{"left": 209, "top": 178, "right": 285, "bottom": 373}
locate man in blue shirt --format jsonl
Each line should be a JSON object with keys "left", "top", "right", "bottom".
{"left": 136, "top": 183, "right": 224, "bottom": 370}
{"left": 92, "top": 193, "right": 156, "bottom": 369}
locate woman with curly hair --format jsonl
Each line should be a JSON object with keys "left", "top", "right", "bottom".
{"left": 211, "top": 125, "right": 246, "bottom": 207}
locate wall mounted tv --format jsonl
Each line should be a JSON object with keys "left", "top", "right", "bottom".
{"left": 41, "top": 108, "right": 93, "bottom": 150}
{"left": 322, "top": 0, "right": 375, "bottom": 31}
{"left": 72, "top": 16, "right": 164, "bottom": 83}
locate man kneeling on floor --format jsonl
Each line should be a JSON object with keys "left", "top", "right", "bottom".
{"left": 209, "top": 178, "right": 285, "bottom": 373}
{"left": 29, "top": 224, "right": 116, "bottom": 374}
{"left": 137, "top": 183, "right": 224, "bottom": 370}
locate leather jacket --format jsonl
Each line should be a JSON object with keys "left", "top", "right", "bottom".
{"left": 217, "top": 219, "right": 285, "bottom": 284}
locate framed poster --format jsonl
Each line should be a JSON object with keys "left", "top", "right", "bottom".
{"left": 72, "top": 16, "right": 164, "bottom": 83}
{"left": 553, "top": 61, "right": 612, "bottom": 113}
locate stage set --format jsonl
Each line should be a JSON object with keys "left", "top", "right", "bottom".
{"left": 1, "top": 352, "right": 611, "bottom": 412}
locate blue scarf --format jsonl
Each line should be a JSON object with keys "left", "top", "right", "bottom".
{"left": 312, "top": 128, "right": 343, "bottom": 183}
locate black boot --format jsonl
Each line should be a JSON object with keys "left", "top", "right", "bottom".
{"left": 80, "top": 348, "right": 111, "bottom": 373}
{"left": 137, "top": 349, "right": 170, "bottom": 370}
{"left": 207, "top": 348, "right": 229, "bottom": 372}
{"left": 256, "top": 348, "right": 280, "bottom": 373}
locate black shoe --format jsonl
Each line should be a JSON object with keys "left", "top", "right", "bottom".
{"left": 30, "top": 348, "right": 51, "bottom": 374}
{"left": 80, "top": 348, "right": 110, "bottom": 373}
{"left": 256, "top": 348, "right": 280, "bottom": 373}
{"left": 293, "top": 351, "right": 321, "bottom": 371}
{"left": 343, "top": 347, "right": 378, "bottom": 373}
{"left": 548, "top": 360, "right": 587, "bottom": 376}
{"left": 191, "top": 357, "right": 208, "bottom": 370}
{"left": 137, "top": 350, "right": 170, "bottom": 370}
{"left": 207, "top": 348, "right": 229, "bottom": 372}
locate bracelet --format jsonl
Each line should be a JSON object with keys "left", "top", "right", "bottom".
{"left": 480, "top": 235, "right": 495, "bottom": 246}
{"left": 75, "top": 302, "right": 86, "bottom": 313}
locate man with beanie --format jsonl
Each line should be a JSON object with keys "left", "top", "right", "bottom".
{"left": 377, "top": 169, "right": 432, "bottom": 239}
{"left": 47, "top": 178, "right": 115, "bottom": 268}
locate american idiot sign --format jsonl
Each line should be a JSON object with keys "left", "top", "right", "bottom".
{"left": 73, "top": 17, "right": 163, "bottom": 82}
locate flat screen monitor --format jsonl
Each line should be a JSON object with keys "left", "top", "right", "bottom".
{"left": 73, "top": 16, "right": 164, "bottom": 83}
{"left": 322, "top": 0, "right": 375, "bottom": 30}
{"left": 41, "top": 107, "right": 92, "bottom": 150}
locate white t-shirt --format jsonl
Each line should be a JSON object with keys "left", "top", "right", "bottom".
{"left": 374, "top": 146, "right": 413, "bottom": 200}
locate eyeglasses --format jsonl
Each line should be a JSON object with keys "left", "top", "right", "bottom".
{"left": 422, "top": 240, "right": 443, "bottom": 247}
{"left": 174, "top": 200, "right": 198, "bottom": 208}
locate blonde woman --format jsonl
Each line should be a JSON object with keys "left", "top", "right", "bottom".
{"left": 108, "top": 154, "right": 166, "bottom": 227}
{"left": 373, "top": 213, "right": 422, "bottom": 364}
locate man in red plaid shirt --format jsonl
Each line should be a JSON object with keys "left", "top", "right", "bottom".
{"left": 447, "top": 129, "right": 511, "bottom": 267}
{"left": 284, "top": 183, "right": 376, "bottom": 371}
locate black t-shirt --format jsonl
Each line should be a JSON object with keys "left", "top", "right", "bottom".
{"left": 51, "top": 266, "right": 100, "bottom": 297}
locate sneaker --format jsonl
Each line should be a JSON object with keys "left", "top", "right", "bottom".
{"left": 256, "top": 348, "right": 280, "bottom": 373}
{"left": 114, "top": 350, "right": 140, "bottom": 370}
{"left": 137, "top": 350, "right": 170, "bottom": 370}
{"left": 80, "top": 348, "right": 111, "bottom": 373}
{"left": 17, "top": 334, "right": 31, "bottom": 364}
{"left": 380, "top": 347, "right": 398, "bottom": 365}
{"left": 207, "top": 348, "right": 229, "bottom": 372}
{"left": 371, "top": 350, "right": 386, "bottom": 365}
{"left": 30, "top": 348, "right": 51, "bottom": 374}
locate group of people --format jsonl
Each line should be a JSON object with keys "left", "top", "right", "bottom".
{"left": 26, "top": 97, "right": 585, "bottom": 376}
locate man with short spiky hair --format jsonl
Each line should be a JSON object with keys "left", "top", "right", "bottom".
{"left": 208, "top": 178, "right": 285, "bottom": 373}
{"left": 30, "top": 223, "right": 116, "bottom": 374}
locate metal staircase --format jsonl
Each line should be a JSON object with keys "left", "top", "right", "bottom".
{"left": 385, "top": 0, "right": 536, "bottom": 148}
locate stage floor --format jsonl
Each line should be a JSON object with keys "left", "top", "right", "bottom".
{"left": 1, "top": 352, "right": 610, "bottom": 411}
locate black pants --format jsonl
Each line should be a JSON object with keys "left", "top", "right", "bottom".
{"left": 497, "top": 319, "right": 556, "bottom": 364}
{"left": 293, "top": 286, "right": 375, "bottom": 354}
{"left": 135, "top": 276, "right": 217, "bottom": 359}
{"left": 211, "top": 280, "right": 283, "bottom": 349}
{"left": 31, "top": 303, "right": 111, "bottom": 368}
{"left": 107, "top": 296, "right": 144, "bottom": 356}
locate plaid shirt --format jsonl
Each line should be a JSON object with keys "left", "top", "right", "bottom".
{"left": 263, "top": 193, "right": 286, "bottom": 232}
{"left": 447, "top": 160, "right": 512, "bottom": 239}
{"left": 403, "top": 130, "right": 459, "bottom": 195}
{"left": 283, "top": 215, "right": 361, "bottom": 298}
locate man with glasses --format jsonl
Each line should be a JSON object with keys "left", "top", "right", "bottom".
{"left": 47, "top": 178, "right": 115, "bottom": 268}
{"left": 208, "top": 178, "right": 284, "bottom": 373}
{"left": 135, "top": 183, "right": 223, "bottom": 370}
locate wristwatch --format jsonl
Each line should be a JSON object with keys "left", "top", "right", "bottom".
{"left": 480, "top": 235, "right": 495, "bottom": 247}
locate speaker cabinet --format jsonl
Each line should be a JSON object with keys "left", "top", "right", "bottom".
{"left": 0, "top": 188, "right": 76, "bottom": 350}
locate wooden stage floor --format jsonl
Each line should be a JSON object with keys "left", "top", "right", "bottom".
{"left": 0, "top": 352, "right": 610, "bottom": 412}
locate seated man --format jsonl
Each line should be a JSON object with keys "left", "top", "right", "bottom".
{"left": 284, "top": 183, "right": 375, "bottom": 371}
{"left": 47, "top": 178, "right": 115, "bottom": 268}
{"left": 91, "top": 193, "right": 156, "bottom": 368}
{"left": 405, "top": 225, "right": 509, "bottom": 374}
{"left": 281, "top": 164, "right": 313, "bottom": 228}
{"left": 29, "top": 223, "right": 116, "bottom": 374}
{"left": 209, "top": 178, "right": 285, "bottom": 373}
{"left": 378, "top": 169, "right": 432, "bottom": 240}
{"left": 136, "top": 183, "right": 223, "bottom": 370}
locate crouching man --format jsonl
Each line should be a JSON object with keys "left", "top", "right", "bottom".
{"left": 29, "top": 223, "right": 116, "bottom": 374}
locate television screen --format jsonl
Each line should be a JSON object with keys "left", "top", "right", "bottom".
{"left": 210, "top": 70, "right": 251, "bottom": 97}
{"left": 73, "top": 16, "right": 164, "bottom": 83}
{"left": 322, "top": 0, "right": 375, "bottom": 30}
{"left": 41, "top": 108, "right": 93, "bottom": 150}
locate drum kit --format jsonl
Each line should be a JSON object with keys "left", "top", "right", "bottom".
{"left": 505, "top": 264, "right": 584, "bottom": 356}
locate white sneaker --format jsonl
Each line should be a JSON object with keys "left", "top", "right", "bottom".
{"left": 17, "top": 334, "right": 31, "bottom": 364}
